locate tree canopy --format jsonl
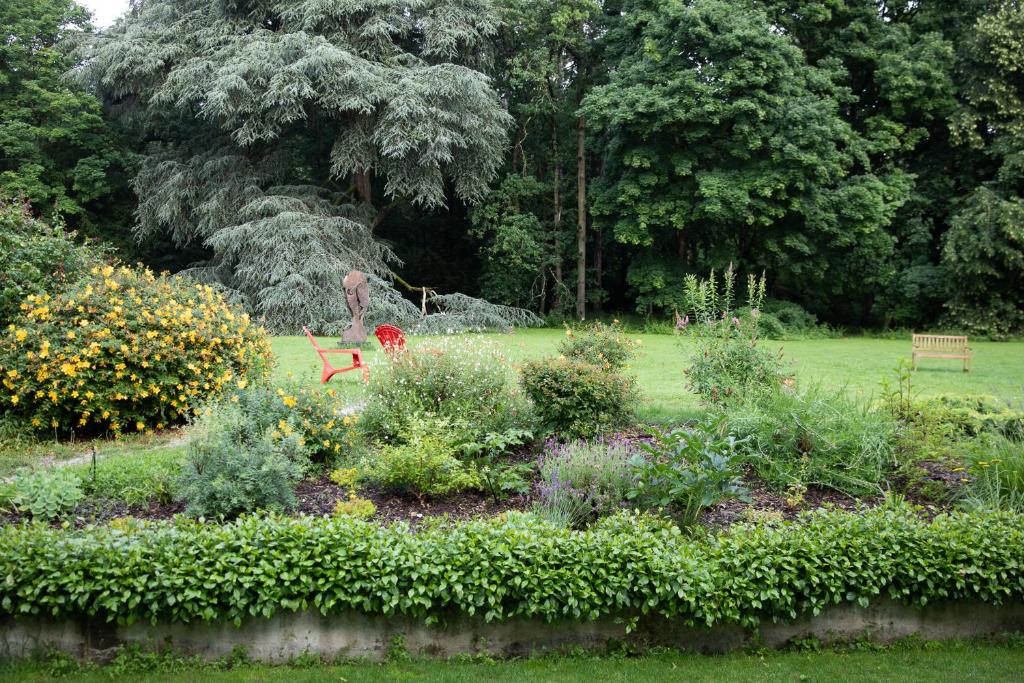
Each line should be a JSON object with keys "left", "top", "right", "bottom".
{"left": 1, "top": 0, "right": 1020, "bottom": 336}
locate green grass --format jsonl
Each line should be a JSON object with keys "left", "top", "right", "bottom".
{"left": 4, "top": 642, "right": 1024, "bottom": 682}
{"left": 276, "top": 330, "right": 1024, "bottom": 422}
{"left": 1, "top": 331, "right": 1019, "bottom": 473}
{"left": 0, "top": 431, "right": 185, "bottom": 480}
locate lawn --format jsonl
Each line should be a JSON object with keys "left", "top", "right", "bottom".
{"left": 4, "top": 643, "right": 1024, "bottom": 682}
{"left": 276, "top": 330, "right": 1024, "bottom": 422}
{"left": 2, "top": 330, "right": 1018, "bottom": 476}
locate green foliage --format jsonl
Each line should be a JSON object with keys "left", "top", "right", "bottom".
{"left": 0, "top": 201, "right": 104, "bottom": 325}
{"left": 4, "top": 506, "right": 1024, "bottom": 629}
{"left": 0, "top": 0, "right": 129, "bottom": 227}
{"left": 627, "top": 419, "right": 748, "bottom": 525}
{"left": 6, "top": 469, "right": 82, "bottom": 520}
{"left": 177, "top": 403, "right": 310, "bottom": 518}
{"left": 682, "top": 269, "right": 787, "bottom": 405}
{"left": 358, "top": 422, "right": 480, "bottom": 500}
{"left": 918, "top": 395, "right": 1024, "bottom": 442}
{"left": 361, "top": 339, "right": 533, "bottom": 445}
{"left": 535, "top": 438, "right": 636, "bottom": 527}
{"left": 728, "top": 385, "right": 898, "bottom": 496}
{"left": 559, "top": 321, "right": 637, "bottom": 370}
{"left": 0, "top": 266, "right": 272, "bottom": 436}
{"left": 584, "top": 0, "right": 907, "bottom": 320}
{"left": 520, "top": 357, "right": 638, "bottom": 440}
{"left": 69, "top": 447, "right": 186, "bottom": 507}
{"left": 961, "top": 435, "right": 1024, "bottom": 513}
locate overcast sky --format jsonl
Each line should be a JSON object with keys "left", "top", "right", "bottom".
{"left": 79, "top": 0, "right": 130, "bottom": 28}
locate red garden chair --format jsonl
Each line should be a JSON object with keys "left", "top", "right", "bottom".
{"left": 302, "top": 326, "right": 369, "bottom": 384}
{"left": 374, "top": 324, "right": 406, "bottom": 358}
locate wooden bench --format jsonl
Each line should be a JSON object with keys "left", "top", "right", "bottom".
{"left": 912, "top": 334, "right": 971, "bottom": 372}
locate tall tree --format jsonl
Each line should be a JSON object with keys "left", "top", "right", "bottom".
{"left": 584, "top": 0, "right": 906, "bottom": 318}
{"left": 0, "top": 0, "right": 129, "bottom": 232}
{"left": 469, "top": 0, "right": 601, "bottom": 318}
{"left": 942, "top": 1, "right": 1024, "bottom": 337}
{"left": 78, "top": 0, "right": 531, "bottom": 332}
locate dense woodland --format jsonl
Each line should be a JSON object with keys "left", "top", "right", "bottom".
{"left": 2, "top": 0, "right": 1022, "bottom": 336}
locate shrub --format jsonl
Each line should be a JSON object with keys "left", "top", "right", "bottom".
{"left": 0, "top": 201, "right": 105, "bottom": 326}
{"left": 627, "top": 418, "right": 748, "bottom": 524}
{"left": 69, "top": 446, "right": 186, "bottom": 506}
{"left": 727, "top": 385, "right": 897, "bottom": 495}
{"left": 535, "top": 437, "right": 636, "bottom": 527}
{"left": 920, "top": 395, "right": 1024, "bottom": 441}
{"left": 333, "top": 497, "right": 377, "bottom": 519}
{"left": 680, "top": 268, "right": 788, "bottom": 404}
{"left": 360, "top": 339, "right": 532, "bottom": 445}
{"left": 558, "top": 321, "right": 637, "bottom": 370}
{"left": 3, "top": 506, "right": 1024, "bottom": 628}
{"left": 961, "top": 435, "right": 1024, "bottom": 513}
{"left": 6, "top": 469, "right": 83, "bottom": 520}
{"left": 520, "top": 358, "right": 638, "bottom": 440}
{"left": 177, "top": 403, "right": 309, "bottom": 518}
{"left": 0, "top": 266, "right": 272, "bottom": 436}
{"left": 358, "top": 421, "right": 480, "bottom": 500}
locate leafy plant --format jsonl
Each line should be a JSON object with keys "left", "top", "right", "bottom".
{"left": 535, "top": 438, "right": 636, "bottom": 527}
{"left": 627, "top": 418, "right": 749, "bottom": 524}
{"left": 361, "top": 339, "right": 533, "bottom": 445}
{"left": 7, "top": 469, "right": 83, "bottom": 520}
{"left": 558, "top": 321, "right": 637, "bottom": 370}
{"left": 0, "top": 201, "right": 105, "bottom": 326}
{"left": 334, "top": 497, "right": 376, "bottom": 519}
{"left": 477, "top": 462, "right": 532, "bottom": 504}
{"left": 3, "top": 506, "right": 1024, "bottom": 629}
{"left": 520, "top": 357, "right": 638, "bottom": 440}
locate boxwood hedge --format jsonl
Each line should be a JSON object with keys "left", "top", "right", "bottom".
{"left": 1, "top": 506, "right": 1022, "bottom": 628}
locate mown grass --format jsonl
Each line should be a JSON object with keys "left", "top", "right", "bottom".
{"left": 3, "top": 641, "right": 1024, "bottom": 683}
{"left": 274, "top": 330, "right": 1024, "bottom": 423}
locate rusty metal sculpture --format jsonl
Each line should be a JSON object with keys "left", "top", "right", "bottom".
{"left": 342, "top": 270, "right": 369, "bottom": 343}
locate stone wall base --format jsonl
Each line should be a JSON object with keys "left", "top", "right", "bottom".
{"left": 3, "top": 599, "right": 1023, "bottom": 663}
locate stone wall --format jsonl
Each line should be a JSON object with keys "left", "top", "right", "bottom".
{"left": 3, "top": 599, "right": 1023, "bottom": 662}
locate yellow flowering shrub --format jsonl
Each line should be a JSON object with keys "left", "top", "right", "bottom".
{"left": 0, "top": 265, "right": 273, "bottom": 436}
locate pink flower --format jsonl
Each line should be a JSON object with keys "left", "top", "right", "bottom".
{"left": 732, "top": 317, "right": 740, "bottom": 326}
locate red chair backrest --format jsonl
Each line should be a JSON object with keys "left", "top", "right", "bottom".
{"left": 374, "top": 324, "right": 406, "bottom": 355}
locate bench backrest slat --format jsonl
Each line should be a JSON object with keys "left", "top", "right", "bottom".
{"left": 912, "top": 334, "right": 968, "bottom": 351}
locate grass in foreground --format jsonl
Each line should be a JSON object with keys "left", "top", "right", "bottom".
{"left": 3, "top": 641, "right": 1024, "bottom": 683}
{"left": 274, "top": 330, "right": 1024, "bottom": 422}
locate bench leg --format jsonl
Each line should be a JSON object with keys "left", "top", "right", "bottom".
{"left": 911, "top": 352, "right": 917, "bottom": 371}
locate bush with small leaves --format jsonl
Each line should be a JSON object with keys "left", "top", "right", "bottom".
{"left": 520, "top": 357, "right": 638, "bottom": 440}
{"left": 558, "top": 321, "right": 637, "bottom": 370}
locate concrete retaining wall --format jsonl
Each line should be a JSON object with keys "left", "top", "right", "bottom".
{"left": 3, "top": 599, "right": 1023, "bottom": 662}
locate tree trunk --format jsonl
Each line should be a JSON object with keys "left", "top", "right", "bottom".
{"left": 552, "top": 120, "right": 563, "bottom": 314}
{"left": 354, "top": 170, "right": 372, "bottom": 205}
{"left": 594, "top": 227, "right": 603, "bottom": 313}
{"left": 575, "top": 114, "right": 586, "bottom": 321}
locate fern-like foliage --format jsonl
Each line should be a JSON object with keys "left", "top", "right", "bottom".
{"left": 75, "top": 0, "right": 536, "bottom": 333}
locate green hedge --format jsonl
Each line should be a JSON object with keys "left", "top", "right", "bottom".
{"left": 1, "top": 506, "right": 1023, "bottom": 627}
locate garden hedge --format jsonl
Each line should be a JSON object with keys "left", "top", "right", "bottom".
{"left": 1, "top": 506, "right": 1022, "bottom": 628}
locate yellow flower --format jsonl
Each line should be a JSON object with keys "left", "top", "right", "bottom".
{"left": 14, "top": 329, "right": 27, "bottom": 342}
{"left": 9, "top": 395, "right": 18, "bottom": 405}
{"left": 282, "top": 395, "right": 297, "bottom": 408}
